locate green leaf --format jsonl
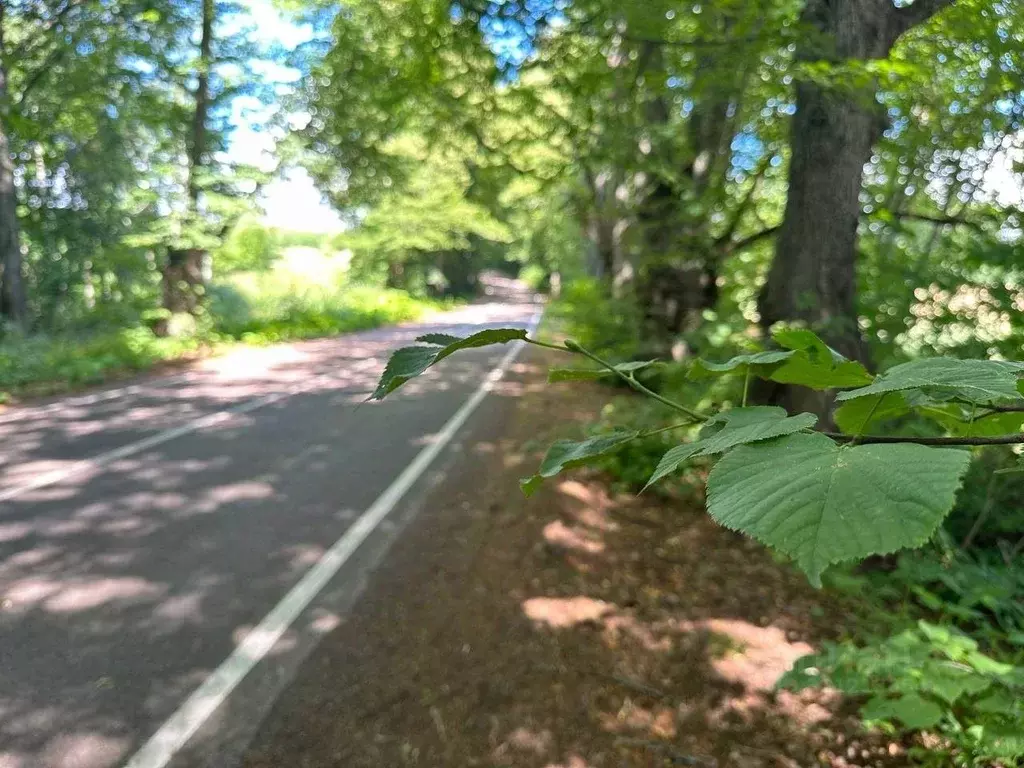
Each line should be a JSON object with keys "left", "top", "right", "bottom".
{"left": 644, "top": 443, "right": 706, "bottom": 490}
{"left": 862, "top": 694, "right": 945, "bottom": 730}
{"left": 706, "top": 433, "right": 971, "bottom": 586}
{"left": 920, "top": 661, "right": 991, "bottom": 704}
{"left": 416, "top": 333, "right": 462, "bottom": 346}
{"left": 772, "top": 328, "right": 844, "bottom": 360}
{"left": 918, "top": 621, "right": 980, "bottom": 656}
{"left": 770, "top": 355, "right": 874, "bottom": 389}
{"left": 643, "top": 407, "right": 817, "bottom": 490}
{"left": 833, "top": 393, "right": 911, "bottom": 435}
{"left": 521, "top": 431, "right": 639, "bottom": 497}
{"left": 698, "top": 407, "right": 819, "bottom": 454}
{"left": 837, "top": 358, "right": 1024, "bottom": 406}
{"left": 767, "top": 328, "right": 874, "bottom": 389}
{"left": 777, "top": 652, "right": 829, "bottom": 692}
{"left": 371, "top": 346, "right": 445, "bottom": 399}
{"left": 975, "top": 724, "right": 1024, "bottom": 760}
{"left": 548, "top": 359, "right": 660, "bottom": 383}
{"left": 689, "top": 350, "right": 793, "bottom": 379}
{"left": 371, "top": 328, "right": 529, "bottom": 399}
{"left": 974, "top": 689, "right": 1018, "bottom": 714}
{"left": 972, "top": 410, "right": 1024, "bottom": 436}
{"left": 431, "top": 328, "right": 529, "bottom": 363}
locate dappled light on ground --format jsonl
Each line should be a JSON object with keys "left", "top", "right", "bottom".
{"left": 523, "top": 596, "right": 614, "bottom": 629}
{"left": 240, "top": 348, "right": 896, "bottom": 768}
{"left": 0, "top": 302, "right": 539, "bottom": 767}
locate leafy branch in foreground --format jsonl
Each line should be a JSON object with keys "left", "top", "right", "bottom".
{"left": 370, "top": 325, "right": 1024, "bottom": 585}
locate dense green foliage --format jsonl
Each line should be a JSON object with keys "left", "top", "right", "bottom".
{"left": 1, "top": 274, "right": 439, "bottom": 399}
{"left": 0, "top": 0, "right": 501, "bottom": 382}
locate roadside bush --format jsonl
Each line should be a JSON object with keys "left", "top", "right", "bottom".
{"left": 217, "top": 216, "right": 279, "bottom": 273}
{"left": 549, "top": 278, "right": 641, "bottom": 360}
{"left": 210, "top": 274, "right": 439, "bottom": 343}
{"left": 1, "top": 269, "right": 443, "bottom": 398}
{"left": 782, "top": 621, "right": 1024, "bottom": 766}
{"left": 0, "top": 327, "right": 208, "bottom": 396}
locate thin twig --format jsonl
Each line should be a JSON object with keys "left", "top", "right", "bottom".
{"left": 1007, "top": 533, "right": 1024, "bottom": 562}
{"left": 525, "top": 337, "right": 572, "bottom": 352}
{"left": 564, "top": 341, "right": 709, "bottom": 422}
{"left": 825, "top": 432, "right": 1024, "bottom": 446}
{"left": 601, "top": 672, "right": 672, "bottom": 700}
{"left": 962, "top": 472, "right": 998, "bottom": 550}
{"left": 850, "top": 395, "right": 884, "bottom": 447}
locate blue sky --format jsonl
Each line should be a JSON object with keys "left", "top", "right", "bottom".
{"left": 227, "top": 0, "right": 344, "bottom": 233}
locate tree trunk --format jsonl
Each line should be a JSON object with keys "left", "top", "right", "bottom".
{"left": 156, "top": 248, "right": 205, "bottom": 334}
{"left": 439, "top": 250, "right": 477, "bottom": 297}
{"left": 160, "top": 0, "right": 214, "bottom": 330}
{"left": 757, "top": 0, "right": 955, "bottom": 417}
{"left": 0, "top": 117, "right": 25, "bottom": 329}
{"left": 188, "top": 0, "right": 213, "bottom": 207}
{"left": 759, "top": 79, "right": 880, "bottom": 363}
{"left": 0, "top": 10, "right": 26, "bottom": 331}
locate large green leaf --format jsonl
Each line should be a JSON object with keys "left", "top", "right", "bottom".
{"left": 706, "top": 433, "right": 970, "bottom": 586}
{"left": 837, "top": 358, "right": 1024, "bottom": 406}
{"left": 548, "top": 359, "right": 660, "bottom": 383}
{"left": 644, "top": 407, "right": 817, "bottom": 489}
{"left": 371, "top": 328, "right": 528, "bottom": 399}
{"left": 520, "top": 430, "right": 639, "bottom": 496}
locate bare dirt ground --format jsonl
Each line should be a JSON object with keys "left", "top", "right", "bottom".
{"left": 240, "top": 347, "right": 905, "bottom": 768}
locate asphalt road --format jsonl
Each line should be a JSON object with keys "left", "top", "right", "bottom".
{"left": 0, "top": 297, "right": 540, "bottom": 768}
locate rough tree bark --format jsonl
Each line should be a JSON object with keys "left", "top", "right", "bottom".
{"left": 0, "top": 8, "right": 27, "bottom": 330}
{"left": 161, "top": 0, "right": 214, "bottom": 331}
{"left": 757, "top": 0, "right": 956, "bottom": 416}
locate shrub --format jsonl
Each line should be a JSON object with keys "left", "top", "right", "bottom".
{"left": 781, "top": 621, "right": 1024, "bottom": 766}
{"left": 216, "top": 216, "right": 278, "bottom": 273}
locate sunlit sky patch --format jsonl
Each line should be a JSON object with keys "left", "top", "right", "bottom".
{"left": 228, "top": 0, "right": 344, "bottom": 233}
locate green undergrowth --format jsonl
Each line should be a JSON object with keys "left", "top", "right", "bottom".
{"left": 209, "top": 278, "right": 447, "bottom": 343}
{"left": 0, "top": 283, "right": 444, "bottom": 401}
{"left": 536, "top": 289, "right": 1024, "bottom": 766}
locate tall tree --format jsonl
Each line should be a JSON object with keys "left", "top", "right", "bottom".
{"left": 0, "top": 1, "right": 28, "bottom": 327}
{"left": 758, "top": 0, "right": 956, "bottom": 371}
{"left": 161, "top": 0, "right": 216, "bottom": 322}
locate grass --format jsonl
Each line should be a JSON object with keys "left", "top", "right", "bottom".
{"left": 0, "top": 328, "right": 210, "bottom": 400}
{"left": 0, "top": 252, "right": 448, "bottom": 401}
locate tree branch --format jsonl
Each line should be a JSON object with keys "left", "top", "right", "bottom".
{"left": 825, "top": 432, "right": 1024, "bottom": 446}
{"left": 722, "top": 225, "right": 781, "bottom": 255}
{"left": 882, "top": 210, "right": 987, "bottom": 231}
{"left": 889, "top": 0, "right": 957, "bottom": 46}
{"left": 713, "top": 155, "right": 773, "bottom": 250}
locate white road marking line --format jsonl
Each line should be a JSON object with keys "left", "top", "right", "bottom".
{"left": 0, "top": 375, "right": 340, "bottom": 505}
{"left": 121, "top": 309, "right": 542, "bottom": 768}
